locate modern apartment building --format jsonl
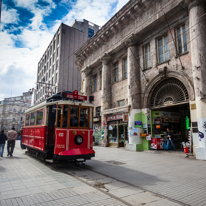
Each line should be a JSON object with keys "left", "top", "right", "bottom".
{"left": 35, "top": 19, "right": 100, "bottom": 103}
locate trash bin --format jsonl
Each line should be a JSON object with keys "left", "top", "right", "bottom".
{"left": 184, "top": 147, "right": 189, "bottom": 153}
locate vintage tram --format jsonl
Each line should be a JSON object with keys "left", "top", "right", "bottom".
{"left": 22, "top": 90, "right": 95, "bottom": 162}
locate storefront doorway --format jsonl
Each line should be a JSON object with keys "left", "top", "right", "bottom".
{"left": 149, "top": 78, "right": 191, "bottom": 150}
{"left": 150, "top": 103, "right": 190, "bottom": 150}
{"left": 119, "top": 124, "right": 128, "bottom": 147}
{"left": 108, "top": 122, "right": 128, "bottom": 147}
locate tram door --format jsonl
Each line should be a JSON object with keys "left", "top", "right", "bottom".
{"left": 47, "top": 105, "right": 56, "bottom": 148}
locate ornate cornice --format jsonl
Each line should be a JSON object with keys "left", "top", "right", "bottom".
{"left": 184, "top": 0, "right": 206, "bottom": 10}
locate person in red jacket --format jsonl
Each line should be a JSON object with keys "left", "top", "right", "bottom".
{"left": 7, "top": 127, "right": 17, "bottom": 157}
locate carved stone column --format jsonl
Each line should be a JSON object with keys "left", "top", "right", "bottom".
{"left": 126, "top": 40, "right": 142, "bottom": 146}
{"left": 101, "top": 54, "right": 111, "bottom": 146}
{"left": 83, "top": 67, "right": 92, "bottom": 97}
{"left": 188, "top": 0, "right": 206, "bottom": 158}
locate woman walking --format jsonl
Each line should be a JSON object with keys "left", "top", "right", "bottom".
{"left": 0, "top": 130, "right": 7, "bottom": 157}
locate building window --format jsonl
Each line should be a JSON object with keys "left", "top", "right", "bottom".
{"left": 57, "top": 47, "right": 59, "bottom": 57}
{"left": 99, "top": 71, "right": 102, "bottom": 90}
{"left": 143, "top": 44, "right": 151, "bottom": 69}
{"left": 157, "top": 35, "right": 169, "bottom": 64}
{"left": 53, "top": 53, "right": 55, "bottom": 62}
{"left": 57, "top": 34, "right": 60, "bottom": 45}
{"left": 123, "top": 58, "right": 127, "bottom": 79}
{"left": 118, "top": 100, "right": 125, "bottom": 107}
{"left": 52, "top": 65, "right": 54, "bottom": 74}
{"left": 50, "top": 45, "right": 52, "bottom": 53}
{"left": 88, "top": 28, "right": 94, "bottom": 38}
{"left": 55, "top": 73, "right": 58, "bottom": 83}
{"left": 56, "top": 60, "right": 58, "bottom": 70}
{"left": 47, "top": 62, "right": 48, "bottom": 70}
{"left": 46, "top": 73, "right": 48, "bottom": 81}
{"left": 50, "top": 58, "right": 51, "bottom": 66}
{"left": 53, "top": 40, "right": 55, "bottom": 51}
{"left": 176, "top": 25, "right": 187, "bottom": 55}
{"left": 94, "top": 74, "right": 97, "bottom": 92}
{"left": 52, "top": 77, "right": 54, "bottom": 85}
{"left": 49, "top": 69, "right": 51, "bottom": 78}
{"left": 47, "top": 51, "right": 49, "bottom": 59}
{"left": 96, "top": 107, "right": 101, "bottom": 117}
{"left": 44, "top": 66, "right": 46, "bottom": 73}
{"left": 113, "top": 62, "right": 119, "bottom": 82}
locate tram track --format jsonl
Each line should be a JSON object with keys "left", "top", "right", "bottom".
{"left": 51, "top": 161, "right": 189, "bottom": 206}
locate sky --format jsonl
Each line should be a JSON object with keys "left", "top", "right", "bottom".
{"left": 0, "top": 0, "right": 129, "bottom": 101}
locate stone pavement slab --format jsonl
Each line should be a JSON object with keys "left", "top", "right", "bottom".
{"left": 77, "top": 146, "right": 206, "bottom": 205}
{"left": 0, "top": 142, "right": 129, "bottom": 206}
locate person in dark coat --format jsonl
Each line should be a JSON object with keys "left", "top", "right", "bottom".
{"left": 0, "top": 130, "right": 7, "bottom": 157}
{"left": 166, "top": 128, "right": 176, "bottom": 151}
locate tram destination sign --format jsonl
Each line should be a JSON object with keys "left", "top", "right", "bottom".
{"left": 66, "top": 90, "right": 87, "bottom": 101}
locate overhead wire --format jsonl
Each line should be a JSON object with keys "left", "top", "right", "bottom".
{"left": 37, "top": 0, "right": 205, "bottom": 102}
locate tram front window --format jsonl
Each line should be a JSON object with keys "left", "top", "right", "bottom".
{"left": 70, "top": 107, "right": 78, "bottom": 127}
{"left": 62, "top": 105, "right": 68, "bottom": 128}
{"left": 80, "top": 108, "right": 88, "bottom": 127}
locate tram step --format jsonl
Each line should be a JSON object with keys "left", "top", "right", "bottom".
{"left": 45, "top": 159, "right": 54, "bottom": 163}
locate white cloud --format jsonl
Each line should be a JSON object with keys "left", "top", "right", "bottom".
{"left": 1, "top": 6, "right": 19, "bottom": 25}
{"left": 0, "top": 0, "right": 130, "bottom": 100}
{"left": 62, "top": 0, "right": 118, "bottom": 27}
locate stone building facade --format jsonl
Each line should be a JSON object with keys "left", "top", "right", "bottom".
{"left": 0, "top": 90, "right": 32, "bottom": 132}
{"left": 76, "top": 0, "right": 206, "bottom": 160}
{"left": 35, "top": 20, "right": 100, "bottom": 104}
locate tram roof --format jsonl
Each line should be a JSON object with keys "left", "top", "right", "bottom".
{"left": 25, "top": 100, "right": 94, "bottom": 114}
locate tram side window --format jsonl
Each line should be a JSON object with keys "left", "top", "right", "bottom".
{"left": 62, "top": 105, "right": 68, "bottom": 128}
{"left": 90, "top": 108, "right": 93, "bottom": 129}
{"left": 36, "top": 110, "right": 43, "bottom": 125}
{"left": 80, "top": 108, "right": 88, "bottom": 127}
{"left": 25, "top": 114, "right": 30, "bottom": 126}
{"left": 70, "top": 107, "right": 78, "bottom": 127}
{"left": 57, "top": 105, "right": 61, "bottom": 128}
{"left": 30, "top": 113, "right": 36, "bottom": 126}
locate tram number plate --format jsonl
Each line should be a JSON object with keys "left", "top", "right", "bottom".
{"left": 58, "top": 133, "right": 64, "bottom": 137}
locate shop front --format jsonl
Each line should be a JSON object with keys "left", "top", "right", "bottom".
{"left": 107, "top": 114, "right": 128, "bottom": 147}
{"left": 93, "top": 116, "right": 102, "bottom": 145}
{"left": 150, "top": 104, "right": 191, "bottom": 150}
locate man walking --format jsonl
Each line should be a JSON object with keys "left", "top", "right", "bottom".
{"left": 7, "top": 127, "right": 17, "bottom": 157}
{"left": 166, "top": 128, "right": 176, "bottom": 151}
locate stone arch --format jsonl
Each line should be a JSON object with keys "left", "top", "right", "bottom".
{"left": 142, "top": 71, "right": 195, "bottom": 108}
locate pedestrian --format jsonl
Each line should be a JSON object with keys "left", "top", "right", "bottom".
{"left": 0, "top": 130, "right": 7, "bottom": 157}
{"left": 7, "top": 127, "right": 18, "bottom": 157}
{"left": 166, "top": 128, "right": 176, "bottom": 151}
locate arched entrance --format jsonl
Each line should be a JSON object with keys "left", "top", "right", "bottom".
{"left": 148, "top": 78, "right": 191, "bottom": 151}
{"left": 150, "top": 78, "right": 189, "bottom": 108}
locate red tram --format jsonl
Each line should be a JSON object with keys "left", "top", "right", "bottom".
{"left": 22, "top": 90, "right": 95, "bottom": 162}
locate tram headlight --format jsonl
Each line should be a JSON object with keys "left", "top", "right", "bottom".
{"left": 74, "top": 135, "right": 83, "bottom": 145}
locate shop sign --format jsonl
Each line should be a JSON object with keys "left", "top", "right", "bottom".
{"left": 191, "top": 104, "right": 196, "bottom": 110}
{"left": 154, "top": 118, "right": 162, "bottom": 124}
{"left": 106, "top": 114, "right": 123, "bottom": 121}
{"left": 135, "top": 121, "right": 142, "bottom": 128}
{"left": 156, "top": 125, "right": 161, "bottom": 129}
{"left": 93, "top": 117, "right": 101, "bottom": 122}
{"left": 123, "top": 114, "right": 128, "bottom": 122}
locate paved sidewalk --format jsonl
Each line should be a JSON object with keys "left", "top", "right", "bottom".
{"left": 81, "top": 146, "right": 206, "bottom": 206}
{"left": 0, "top": 141, "right": 127, "bottom": 206}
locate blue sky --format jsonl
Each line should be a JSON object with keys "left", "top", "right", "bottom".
{"left": 0, "top": 0, "right": 129, "bottom": 101}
